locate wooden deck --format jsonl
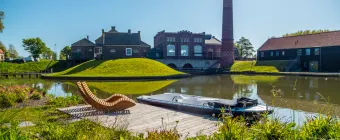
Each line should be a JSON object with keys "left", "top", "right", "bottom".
{"left": 58, "top": 103, "right": 219, "bottom": 138}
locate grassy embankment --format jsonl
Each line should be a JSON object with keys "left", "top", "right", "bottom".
{"left": 46, "top": 58, "right": 186, "bottom": 78}
{"left": 230, "top": 60, "right": 290, "bottom": 73}
{"left": 0, "top": 60, "right": 70, "bottom": 73}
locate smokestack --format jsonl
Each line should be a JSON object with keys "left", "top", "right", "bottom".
{"left": 102, "top": 29, "right": 105, "bottom": 44}
{"left": 220, "top": 0, "right": 234, "bottom": 67}
{"left": 111, "top": 26, "right": 115, "bottom": 30}
{"left": 86, "top": 35, "right": 89, "bottom": 40}
{"left": 128, "top": 29, "right": 131, "bottom": 34}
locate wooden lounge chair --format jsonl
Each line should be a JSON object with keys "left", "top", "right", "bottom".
{"left": 76, "top": 82, "right": 136, "bottom": 111}
{"left": 80, "top": 82, "right": 132, "bottom": 102}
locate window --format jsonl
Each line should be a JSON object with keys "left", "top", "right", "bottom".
{"left": 260, "top": 52, "right": 264, "bottom": 57}
{"left": 167, "top": 45, "right": 176, "bottom": 56}
{"left": 282, "top": 51, "right": 285, "bottom": 56}
{"left": 314, "top": 48, "right": 320, "bottom": 55}
{"left": 306, "top": 49, "right": 311, "bottom": 55}
{"left": 167, "top": 37, "right": 175, "bottom": 42}
{"left": 216, "top": 50, "right": 221, "bottom": 57}
{"left": 181, "top": 38, "right": 189, "bottom": 42}
{"left": 89, "top": 49, "right": 92, "bottom": 52}
{"left": 95, "top": 47, "right": 102, "bottom": 54}
{"left": 194, "top": 45, "right": 202, "bottom": 56}
{"left": 110, "top": 49, "right": 116, "bottom": 53}
{"left": 270, "top": 52, "right": 274, "bottom": 56}
{"left": 75, "top": 48, "right": 81, "bottom": 52}
{"left": 181, "top": 45, "right": 189, "bottom": 56}
{"left": 276, "top": 51, "right": 279, "bottom": 56}
{"left": 297, "top": 49, "right": 302, "bottom": 56}
{"left": 194, "top": 38, "right": 202, "bottom": 42}
{"left": 126, "top": 48, "right": 132, "bottom": 56}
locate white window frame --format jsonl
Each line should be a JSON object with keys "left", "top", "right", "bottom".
{"left": 126, "top": 48, "right": 132, "bottom": 56}
{"left": 270, "top": 52, "right": 274, "bottom": 56}
{"left": 306, "top": 48, "right": 311, "bottom": 56}
{"left": 314, "top": 48, "right": 320, "bottom": 55}
{"left": 276, "top": 51, "right": 279, "bottom": 56}
{"left": 94, "top": 47, "right": 102, "bottom": 54}
{"left": 110, "top": 49, "right": 116, "bottom": 53}
{"left": 282, "top": 51, "right": 285, "bottom": 56}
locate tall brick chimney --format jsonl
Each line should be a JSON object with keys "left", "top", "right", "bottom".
{"left": 220, "top": 0, "right": 234, "bottom": 67}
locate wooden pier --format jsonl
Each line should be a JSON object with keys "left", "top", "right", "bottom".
{"left": 58, "top": 103, "right": 219, "bottom": 138}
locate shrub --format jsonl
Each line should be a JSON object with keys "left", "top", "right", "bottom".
{"left": 299, "top": 115, "right": 340, "bottom": 139}
{"left": 15, "top": 92, "right": 27, "bottom": 103}
{"left": 249, "top": 118, "right": 296, "bottom": 140}
{"left": 30, "top": 93, "right": 42, "bottom": 100}
{"left": 46, "top": 95, "right": 84, "bottom": 107}
{"left": 0, "top": 94, "right": 15, "bottom": 108}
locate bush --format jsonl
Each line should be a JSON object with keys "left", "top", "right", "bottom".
{"left": 0, "top": 94, "right": 15, "bottom": 108}
{"left": 46, "top": 95, "right": 84, "bottom": 107}
{"left": 299, "top": 116, "right": 340, "bottom": 139}
{"left": 15, "top": 92, "right": 27, "bottom": 103}
{"left": 30, "top": 93, "right": 42, "bottom": 100}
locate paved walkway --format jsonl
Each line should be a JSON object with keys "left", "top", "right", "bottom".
{"left": 58, "top": 103, "right": 219, "bottom": 138}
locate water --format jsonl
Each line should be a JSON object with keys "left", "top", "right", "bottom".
{"left": 1, "top": 75, "right": 339, "bottom": 125}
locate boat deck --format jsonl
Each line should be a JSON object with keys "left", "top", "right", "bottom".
{"left": 58, "top": 103, "right": 219, "bottom": 138}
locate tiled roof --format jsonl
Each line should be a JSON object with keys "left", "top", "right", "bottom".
{"left": 0, "top": 49, "right": 3, "bottom": 54}
{"left": 141, "top": 41, "right": 151, "bottom": 48}
{"left": 205, "top": 37, "right": 222, "bottom": 45}
{"left": 96, "top": 32, "right": 141, "bottom": 45}
{"left": 258, "top": 30, "right": 340, "bottom": 51}
{"left": 71, "top": 38, "right": 95, "bottom": 47}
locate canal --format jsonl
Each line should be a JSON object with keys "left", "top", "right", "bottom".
{"left": 1, "top": 74, "right": 339, "bottom": 125}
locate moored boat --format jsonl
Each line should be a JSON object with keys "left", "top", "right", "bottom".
{"left": 137, "top": 93, "right": 273, "bottom": 116}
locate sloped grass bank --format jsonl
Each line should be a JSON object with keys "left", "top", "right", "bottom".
{"left": 45, "top": 58, "right": 186, "bottom": 79}
{"left": 230, "top": 60, "right": 290, "bottom": 73}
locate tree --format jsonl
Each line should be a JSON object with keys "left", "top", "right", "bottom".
{"left": 22, "top": 37, "right": 48, "bottom": 59}
{"left": 8, "top": 44, "right": 19, "bottom": 59}
{"left": 59, "top": 46, "right": 71, "bottom": 60}
{"left": 235, "top": 37, "right": 255, "bottom": 58}
{"left": 0, "top": 11, "right": 4, "bottom": 33}
{"left": 42, "top": 47, "right": 54, "bottom": 60}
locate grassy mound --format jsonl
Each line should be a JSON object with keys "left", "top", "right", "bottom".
{"left": 230, "top": 61, "right": 290, "bottom": 73}
{"left": 47, "top": 58, "right": 185, "bottom": 77}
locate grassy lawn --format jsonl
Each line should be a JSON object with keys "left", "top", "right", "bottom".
{"left": 230, "top": 60, "right": 290, "bottom": 73}
{"left": 46, "top": 58, "right": 185, "bottom": 77}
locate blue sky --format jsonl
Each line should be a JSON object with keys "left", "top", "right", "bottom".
{"left": 0, "top": 0, "right": 339, "bottom": 57}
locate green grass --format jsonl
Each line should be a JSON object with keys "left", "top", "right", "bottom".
{"left": 230, "top": 60, "right": 290, "bottom": 73}
{"left": 0, "top": 60, "right": 70, "bottom": 73}
{"left": 46, "top": 58, "right": 185, "bottom": 77}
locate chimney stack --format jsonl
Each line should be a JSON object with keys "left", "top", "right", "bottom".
{"left": 111, "top": 26, "right": 116, "bottom": 30}
{"left": 102, "top": 29, "right": 105, "bottom": 44}
{"left": 86, "top": 35, "right": 89, "bottom": 40}
{"left": 220, "top": 0, "right": 234, "bottom": 67}
{"left": 128, "top": 29, "right": 131, "bottom": 34}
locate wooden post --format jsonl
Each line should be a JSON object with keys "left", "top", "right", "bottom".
{"left": 28, "top": 74, "right": 31, "bottom": 79}
{"left": 21, "top": 74, "right": 24, "bottom": 78}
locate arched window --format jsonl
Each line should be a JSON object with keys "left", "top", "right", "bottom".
{"left": 133, "top": 49, "right": 139, "bottom": 53}
{"left": 194, "top": 45, "right": 202, "bottom": 56}
{"left": 181, "top": 45, "right": 189, "bottom": 56}
{"left": 110, "top": 49, "right": 116, "bottom": 53}
{"left": 167, "top": 45, "right": 176, "bottom": 56}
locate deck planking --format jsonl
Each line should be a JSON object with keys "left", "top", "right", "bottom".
{"left": 58, "top": 103, "right": 219, "bottom": 138}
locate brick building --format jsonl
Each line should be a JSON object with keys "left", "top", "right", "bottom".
{"left": 71, "top": 26, "right": 151, "bottom": 61}
{"left": 149, "top": 30, "right": 239, "bottom": 60}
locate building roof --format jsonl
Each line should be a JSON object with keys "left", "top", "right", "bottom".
{"left": 95, "top": 32, "right": 141, "bottom": 45}
{"left": 141, "top": 41, "right": 151, "bottom": 48}
{"left": 71, "top": 38, "right": 95, "bottom": 47}
{"left": 258, "top": 30, "right": 340, "bottom": 51}
{"left": 205, "top": 36, "right": 222, "bottom": 45}
{"left": 0, "top": 49, "right": 4, "bottom": 54}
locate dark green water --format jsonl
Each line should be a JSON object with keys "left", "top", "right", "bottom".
{"left": 1, "top": 75, "right": 339, "bottom": 125}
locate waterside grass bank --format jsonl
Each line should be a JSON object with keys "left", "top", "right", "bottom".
{"left": 43, "top": 58, "right": 188, "bottom": 80}
{"left": 0, "top": 60, "right": 70, "bottom": 73}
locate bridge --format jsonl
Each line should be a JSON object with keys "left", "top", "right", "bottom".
{"left": 155, "top": 59, "right": 220, "bottom": 70}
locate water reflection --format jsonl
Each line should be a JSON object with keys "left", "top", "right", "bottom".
{"left": 1, "top": 75, "right": 340, "bottom": 124}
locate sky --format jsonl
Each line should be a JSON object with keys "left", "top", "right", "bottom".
{"left": 0, "top": 0, "right": 340, "bottom": 57}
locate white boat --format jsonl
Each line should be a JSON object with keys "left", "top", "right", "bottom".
{"left": 137, "top": 93, "right": 273, "bottom": 116}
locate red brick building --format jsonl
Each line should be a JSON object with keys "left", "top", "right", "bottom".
{"left": 71, "top": 26, "right": 151, "bottom": 61}
{"left": 150, "top": 30, "right": 239, "bottom": 60}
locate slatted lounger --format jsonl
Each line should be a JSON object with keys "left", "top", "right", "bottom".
{"left": 76, "top": 82, "right": 136, "bottom": 111}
